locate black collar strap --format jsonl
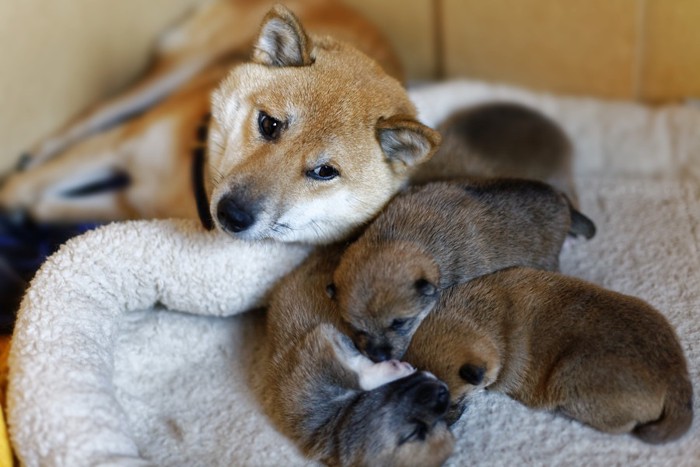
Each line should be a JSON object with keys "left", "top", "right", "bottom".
{"left": 192, "top": 113, "right": 215, "bottom": 230}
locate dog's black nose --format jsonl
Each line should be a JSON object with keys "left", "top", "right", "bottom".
{"left": 216, "top": 196, "right": 256, "bottom": 232}
{"left": 366, "top": 343, "right": 393, "bottom": 362}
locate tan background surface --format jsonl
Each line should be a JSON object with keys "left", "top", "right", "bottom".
{"left": 1, "top": 0, "right": 699, "bottom": 173}
{"left": 0, "top": 0, "right": 202, "bottom": 174}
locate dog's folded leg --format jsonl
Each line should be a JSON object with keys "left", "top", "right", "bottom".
{"left": 23, "top": 53, "right": 213, "bottom": 170}
{"left": 1, "top": 84, "right": 213, "bottom": 222}
{"left": 1, "top": 125, "right": 133, "bottom": 221}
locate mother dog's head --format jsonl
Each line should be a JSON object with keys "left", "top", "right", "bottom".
{"left": 202, "top": 5, "right": 440, "bottom": 244}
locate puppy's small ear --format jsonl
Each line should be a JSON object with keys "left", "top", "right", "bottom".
{"left": 252, "top": 5, "right": 314, "bottom": 67}
{"left": 376, "top": 116, "right": 441, "bottom": 171}
{"left": 414, "top": 278, "right": 437, "bottom": 297}
{"left": 326, "top": 283, "right": 337, "bottom": 299}
{"left": 459, "top": 363, "right": 486, "bottom": 386}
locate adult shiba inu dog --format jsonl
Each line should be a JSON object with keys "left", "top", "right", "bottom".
{"left": 264, "top": 246, "right": 455, "bottom": 466}
{"left": 403, "top": 267, "right": 694, "bottom": 444}
{"left": 0, "top": 1, "right": 438, "bottom": 245}
{"left": 329, "top": 178, "right": 595, "bottom": 362}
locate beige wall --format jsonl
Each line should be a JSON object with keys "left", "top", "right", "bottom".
{"left": 2, "top": 0, "right": 699, "bottom": 173}
{"left": 350, "top": 0, "right": 700, "bottom": 101}
{"left": 0, "top": 0, "right": 201, "bottom": 173}
{"left": 343, "top": 0, "right": 437, "bottom": 81}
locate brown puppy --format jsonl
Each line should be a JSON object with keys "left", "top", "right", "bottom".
{"left": 330, "top": 178, "right": 595, "bottom": 362}
{"left": 411, "top": 102, "right": 579, "bottom": 207}
{"left": 404, "top": 267, "right": 693, "bottom": 444}
{"left": 264, "top": 246, "right": 455, "bottom": 466}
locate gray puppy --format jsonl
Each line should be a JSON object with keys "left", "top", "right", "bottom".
{"left": 411, "top": 102, "right": 579, "bottom": 206}
{"left": 403, "top": 267, "right": 693, "bottom": 444}
{"left": 330, "top": 178, "right": 595, "bottom": 362}
{"left": 263, "top": 246, "right": 455, "bottom": 467}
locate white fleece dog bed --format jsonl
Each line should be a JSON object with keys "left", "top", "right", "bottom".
{"left": 8, "top": 80, "right": 700, "bottom": 466}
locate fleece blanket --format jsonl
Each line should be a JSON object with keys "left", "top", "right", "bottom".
{"left": 8, "top": 80, "right": 700, "bottom": 466}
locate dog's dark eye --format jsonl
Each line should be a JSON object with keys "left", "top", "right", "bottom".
{"left": 307, "top": 165, "right": 340, "bottom": 181}
{"left": 390, "top": 318, "right": 412, "bottom": 331}
{"left": 258, "top": 111, "right": 282, "bottom": 141}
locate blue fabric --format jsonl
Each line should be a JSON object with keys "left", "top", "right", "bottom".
{"left": 0, "top": 215, "right": 100, "bottom": 333}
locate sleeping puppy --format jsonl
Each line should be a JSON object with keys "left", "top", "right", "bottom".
{"left": 330, "top": 178, "right": 595, "bottom": 362}
{"left": 403, "top": 267, "right": 694, "bottom": 444}
{"left": 263, "top": 246, "right": 455, "bottom": 466}
{"left": 411, "top": 102, "right": 579, "bottom": 207}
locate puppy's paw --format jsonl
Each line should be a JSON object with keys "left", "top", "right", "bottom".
{"left": 359, "top": 359, "right": 416, "bottom": 390}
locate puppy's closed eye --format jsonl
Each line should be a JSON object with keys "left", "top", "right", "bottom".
{"left": 399, "top": 421, "right": 428, "bottom": 445}
{"left": 415, "top": 279, "right": 437, "bottom": 296}
{"left": 326, "top": 283, "right": 337, "bottom": 299}
{"left": 390, "top": 318, "right": 414, "bottom": 331}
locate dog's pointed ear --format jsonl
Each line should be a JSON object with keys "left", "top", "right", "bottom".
{"left": 252, "top": 5, "right": 314, "bottom": 67}
{"left": 376, "top": 116, "right": 441, "bottom": 171}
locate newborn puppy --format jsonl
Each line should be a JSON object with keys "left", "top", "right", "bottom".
{"left": 331, "top": 179, "right": 595, "bottom": 362}
{"left": 411, "top": 102, "right": 579, "bottom": 207}
{"left": 264, "top": 247, "right": 455, "bottom": 466}
{"left": 404, "top": 267, "right": 693, "bottom": 444}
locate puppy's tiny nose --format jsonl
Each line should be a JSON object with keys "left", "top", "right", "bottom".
{"left": 366, "top": 344, "right": 392, "bottom": 363}
{"left": 434, "top": 385, "right": 450, "bottom": 414}
{"left": 216, "top": 196, "right": 255, "bottom": 232}
{"left": 414, "top": 380, "right": 450, "bottom": 415}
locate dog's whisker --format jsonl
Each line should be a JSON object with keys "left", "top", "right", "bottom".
{"left": 348, "top": 194, "right": 377, "bottom": 211}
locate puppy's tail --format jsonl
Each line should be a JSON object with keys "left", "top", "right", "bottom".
{"left": 562, "top": 193, "right": 596, "bottom": 239}
{"left": 633, "top": 372, "right": 693, "bottom": 444}
{"left": 570, "top": 208, "right": 596, "bottom": 239}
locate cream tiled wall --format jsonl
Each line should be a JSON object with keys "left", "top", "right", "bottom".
{"left": 347, "top": 0, "right": 700, "bottom": 101}
{"left": 641, "top": 0, "right": 700, "bottom": 101}
{"left": 442, "top": 0, "right": 641, "bottom": 99}
{"left": 344, "top": 0, "right": 437, "bottom": 81}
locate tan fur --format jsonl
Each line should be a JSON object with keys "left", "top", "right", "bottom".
{"left": 263, "top": 247, "right": 455, "bottom": 466}
{"left": 404, "top": 267, "right": 693, "bottom": 443}
{"left": 0, "top": 0, "right": 428, "bottom": 236}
